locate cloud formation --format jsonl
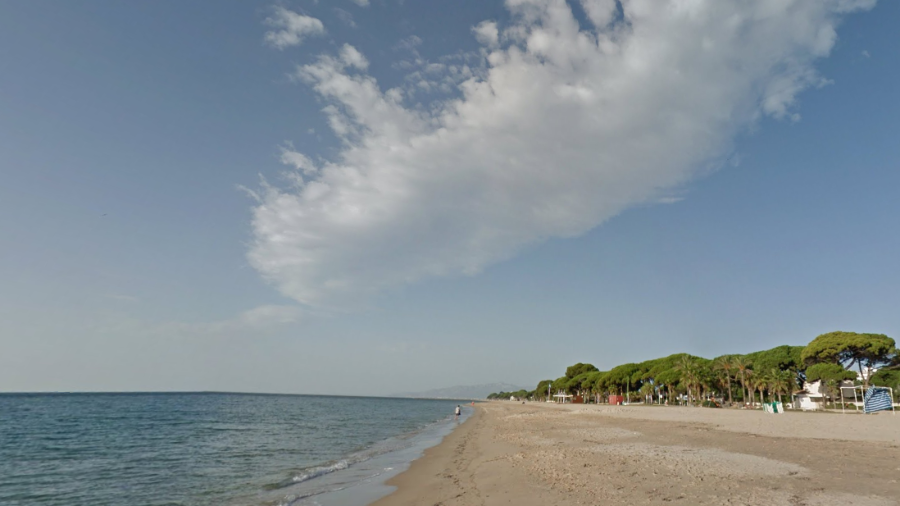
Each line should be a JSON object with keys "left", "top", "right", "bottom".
{"left": 264, "top": 7, "right": 325, "bottom": 49}
{"left": 250, "top": 0, "right": 875, "bottom": 307}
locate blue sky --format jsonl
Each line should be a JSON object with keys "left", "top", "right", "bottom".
{"left": 1, "top": 0, "right": 897, "bottom": 395}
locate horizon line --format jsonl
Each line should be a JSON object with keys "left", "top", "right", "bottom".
{"left": 0, "top": 390, "right": 484, "bottom": 400}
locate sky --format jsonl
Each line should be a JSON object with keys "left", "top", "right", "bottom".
{"left": 1, "top": 0, "right": 898, "bottom": 396}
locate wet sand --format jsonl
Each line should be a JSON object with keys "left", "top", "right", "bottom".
{"left": 372, "top": 402, "right": 899, "bottom": 506}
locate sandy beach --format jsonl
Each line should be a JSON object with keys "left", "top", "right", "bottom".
{"left": 373, "top": 402, "right": 899, "bottom": 506}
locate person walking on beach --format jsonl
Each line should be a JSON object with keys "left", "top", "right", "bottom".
{"left": 455, "top": 405, "right": 461, "bottom": 419}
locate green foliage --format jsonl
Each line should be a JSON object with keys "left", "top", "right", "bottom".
{"left": 744, "top": 345, "right": 805, "bottom": 375}
{"left": 534, "top": 379, "right": 553, "bottom": 399}
{"left": 712, "top": 355, "right": 737, "bottom": 372}
{"left": 805, "top": 363, "right": 856, "bottom": 383}
{"left": 606, "top": 363, "right": 641, "bottom": 393}
{"left": 566, "top": 374, "right": 586, "bottom": 393}
{"left": 712, "top": 355, "right": 737, "bottom": 402}
{"left": 801, "top": 331, "right": 896, "bottom": 372}
{"left": 524, "top": 331, "right": 893, "bottom": 406}
{"left": 581, "top": 371, "right": 602, "bottom": 391}
{"left": 871, "top": 369, "right": 900, "bottom": 390}
{"left": 591, "top": 371, "right": 610, "bottom": 393}
{"left": 767, "top": 368, "right": 794, "bottom": 398}
{"left": 655, "top": 367, "right": 681, "bottom": 387}
{"left": 672, "top": 355, "right": 712, "bottom": 402}
{"left": 551, "top": 376, "right": 569, "bottom": 393}
{"left": 487, "top": 389, "right": 529, "bottom": 400}
{"left": 565, "top": 363, "right": 599, "bottom": 379}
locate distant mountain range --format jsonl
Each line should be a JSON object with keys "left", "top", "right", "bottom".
{"left": 392, "top": 383, "right": 528, "bottom": 400}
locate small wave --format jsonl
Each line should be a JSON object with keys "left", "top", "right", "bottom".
{"left": 291, "top": 461, "right": 349, "bottom": 484}
{"left": 269, "top": 434, "right": 418, "bottom": 490}
{"left": 276, "top": 486, "right": 344, "bottom": 506}
{"left": 265, "top": 413, "right": 461, "bottom": 497}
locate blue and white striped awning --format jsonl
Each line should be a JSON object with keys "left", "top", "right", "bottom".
{"left": 863, "top": 386, "right": 893, "bottom": 414}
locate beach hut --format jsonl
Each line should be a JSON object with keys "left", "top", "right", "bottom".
{"left": 793, "top": 379, "right": 856, "bottom": 411}
{"left": 793, "top": 380, "right": 826, "bottom": 410}
{"left": 792, "top": 389, "right": 823, "bottom": 411}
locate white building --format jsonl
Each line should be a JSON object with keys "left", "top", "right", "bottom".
{"left": 792, "top": 379, "right": 854, "bottom": 411}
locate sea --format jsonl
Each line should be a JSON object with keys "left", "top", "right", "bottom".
{"left": 0, "top": 393, "right": 472, "bottom": 506}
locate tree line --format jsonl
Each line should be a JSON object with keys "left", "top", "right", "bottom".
{"left": 488, "top": 331, "right": 898, "bottom": 405}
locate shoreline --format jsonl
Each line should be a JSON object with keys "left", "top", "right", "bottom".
{"left": 369, "top": 405, "right": 486, "bottom": 506}
{"left": 371, "top": 402, "right": 900, "bottom": 506}
{"left": 296, "top": 406, "right": 475, "bottom": 506}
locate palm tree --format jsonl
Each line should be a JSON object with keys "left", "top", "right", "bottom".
{"left": 713, "top": 356, "right": 735, "bottom": 405}
{"left": 762, "top": 369, "right": 777, "bottom": 404}
{"left": 640, "top": 382, "right": 654, "bottom": 404}
{"left": 730, "top": 356, "right": 753, "bottom": 405}
{"left": 769, "top": 369, "right": 793, "bottom": 404}
{"left": 676, "top": 356, "right": 700, "bottom": 404}
{"left": 699, "top": 365, "right": 716, "bottom": 403}
{"left": 759, "top": 370, "right": 779, "bottom": 404}
{"left": 752, "top": 375, "right": 767, "bottom": 406}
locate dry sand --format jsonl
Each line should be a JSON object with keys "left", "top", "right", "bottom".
{"left": 373, "top": 402, "right": 899, "bottom": 506}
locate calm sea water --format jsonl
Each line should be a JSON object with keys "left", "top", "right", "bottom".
{"left": 0, "top": 393, "right": 471, "bottom": 506}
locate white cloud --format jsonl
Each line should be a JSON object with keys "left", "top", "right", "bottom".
{"left": 350, "top": 0, "right": 370, "bottom": 7}
{"left": 280, "top": 145, "right": 318, "bottom": 175}
{"left": 580, "top": 0, "right": 618, "bottom": 28}
{"left": 473, "top": 21, "right": 499, "bottom": 48}
{"left": 249, "top": 0, "right": 876, "bottom": 308}
{"left": 264, "top": 6, "right": 325, "bottom": 49}
{"left": 395, "top": 35, "right": 423, "bottom": 55}
{"left": 334, "top": 8, "right": 357, "bottom": 28}
{"left": 339, "top": 44, "right": 369, "bottom": 70}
